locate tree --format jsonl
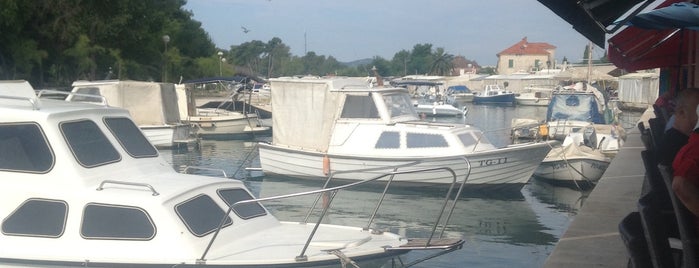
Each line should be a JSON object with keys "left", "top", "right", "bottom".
{"left": 428, "top": 48, "right": 454, "bottom": 76}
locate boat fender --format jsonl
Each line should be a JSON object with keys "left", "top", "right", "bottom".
{"left": 322, "top": 155, "right": 331, "bottom": 175}
{"left": 539, "top": 124, "right": 549, "bottom": 138}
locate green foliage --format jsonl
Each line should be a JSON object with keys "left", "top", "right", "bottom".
{"left": 1, "top": 0, "right": 482, "bottom": 87}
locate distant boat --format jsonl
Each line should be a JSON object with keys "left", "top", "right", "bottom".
{"left": 473, "top": 85, "right": 516, "bottom": 105}
{"left": 175, "top": 78, "right": 271, "bottom": 140}
{"left": 515, "top": 86, "right": 552, "bottom": 106}
{"left": 446, "top": 85, "right": 474, "bottom": 103}
{"left": 414, "top": 101, "right": 467, "bottom": 117}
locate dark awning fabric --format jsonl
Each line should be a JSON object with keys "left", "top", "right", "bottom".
{"left": 537, "top": 0, "right": 654, "bottom": 47}
{"left": 608, "top": 0, "right": 688, "bottom": 72}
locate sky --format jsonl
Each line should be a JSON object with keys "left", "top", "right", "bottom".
{"left": 184, "top": 0, "right": 603, "bottom": 67}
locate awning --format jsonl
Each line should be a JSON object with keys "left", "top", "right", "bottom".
{"left": 537, "top": 0, "right": 656, "bottom": 47}
{"left": 608, "top": 0, "right": 689, "bottom": 72}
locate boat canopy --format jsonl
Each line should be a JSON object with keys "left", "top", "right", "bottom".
{"left": 270, "top": 77, "right": 369, "bottom": 152}
{"left": 546, "top": 92, "right": 607, "bottom": 124}
{"left": 71, "top": 80, "right": 181, "bottom": 126}
{"left": 447, "top": 85, "right": 472, "bottom": 93}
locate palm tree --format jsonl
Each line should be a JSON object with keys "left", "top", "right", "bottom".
{"left": 429, "top": 48, "right": 454, "bottom": 76}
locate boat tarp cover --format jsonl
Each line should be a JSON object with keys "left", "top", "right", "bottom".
{"left": 72, "top": 81, "right": 181, "bottom": 126}
{"left": 270, "top": 78, "right": 365, "bottom": 152}
{"left": 546, "top": 92, "right": 606, "bottom": 124}
{"left": 618, "top": 73, "right": 659, "bottom": 106}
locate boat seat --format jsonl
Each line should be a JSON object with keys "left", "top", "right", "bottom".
{"left": 659, "top": 164, "right": 699, "bottom": 268}
{"left": 648, "top": 118, "right": 665, "bottom": 152}
{"left": 619, "top": 212, "right": 653, "bottom": 268}
{"left": 638, "top": 192, "right": 682, "bottom": 268}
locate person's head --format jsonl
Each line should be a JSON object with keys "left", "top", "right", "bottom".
{"left": 674, "top": 88, "right": 699, "bottom": 134}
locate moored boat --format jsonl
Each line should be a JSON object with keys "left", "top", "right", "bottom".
{"left": 258, "top": 77, "right": 555, "bottom": 191}
{"left": 0, "top": 80, "right": 463, "bottom": 267}
{"left": 534, "top": 132, "right": 611, "bottom": 187}
{"left": 515, "top": 86, "right": 552, "bottom": 106}
{"left": 473, "top": 84, "right": 516, "bottom": 105}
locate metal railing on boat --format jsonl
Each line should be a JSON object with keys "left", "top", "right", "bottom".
{"left": 199, "top": 158, "right": 471, "bottom": 267}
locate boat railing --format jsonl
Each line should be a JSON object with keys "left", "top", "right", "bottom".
{"left": 0, "top": 94, "right": 40, "bottom": 110}
{"left": 182, "top": 166, "right": 229, "bottom": 178}
{"left": 37, "top": 89, "right": 109, "bottom": 106}
{"left": 95, "top": 180, "right": 159, "bottom": 196}
{"left": 199, "top": 158, "right": 470, "bottom": 264}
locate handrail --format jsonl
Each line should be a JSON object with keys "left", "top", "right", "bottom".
{"left": 0, "top": 94, "right": 40, "bottom": 110}
{"left": 183, "top": 166, "right": 228, "bottom": 178}
{"left": 95, "top": 180, "right": 159, "bottom": 196}
{"left": 37, "top": 89, "right": 109, "bottom": 106}
{"left": 198, "top": 161, "right": 470, "bottom": 262}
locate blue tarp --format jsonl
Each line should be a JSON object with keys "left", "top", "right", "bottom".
{"left": 546, "top": 93, "right": 606, "bottom": 124}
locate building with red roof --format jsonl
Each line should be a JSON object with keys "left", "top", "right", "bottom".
{"left": 496, "top": 37, "right": 556, "bottom": 75}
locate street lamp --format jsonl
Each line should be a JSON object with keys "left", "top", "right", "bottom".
{"left": 217, "top": 51, "right": 223, "bottom": 77}
{"left": 162, "top": 35, "right": 170, "bottom": 82}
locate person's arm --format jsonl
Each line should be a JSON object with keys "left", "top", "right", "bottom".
{"left": 673, "top": 175, "right": 699, "bottom": 217}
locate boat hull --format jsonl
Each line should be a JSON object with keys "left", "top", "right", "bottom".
{"left": 534, "top": 157, "right": 610, "bottom": 186}
{"left": 140, "top": 124, "right": 197, "bottom": 149}
{"left": 187, "top": 115, "right": 271, "bottom": 139}
{"left": 259, "top": 141, "right": 553, "bottom": 190}
{"left": 515, "top": 97, "right": 550, "bottom": 106}
{"left": 473, "top": 94, "right": 516, "bottom": 105}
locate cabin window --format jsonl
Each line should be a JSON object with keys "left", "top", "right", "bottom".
{"left": 0, "top": 123, "right": 54, "bottom": 173}
{"left": 175, "top": 194, "right": 233, "bottom": 237}
{"left": 340, "top": 95, "right": 380, "bottom": 118}
{"left": 70, "top": 87, "right": 102, "bottom": 103}
{"left": 382, "top": 93, "right": 414, "bottom": 118}
{"left": 81, "top": 203, "right": 155, "bottom": 240}
{"left": 2, "top": 199, "right": 67, "bottom": 238}
{"left": 61, "top": 119, "right": 121, "bottom": 168}
{"left": 217, "top": 188, "right": 267, "bottom": 220}
{"left": 104, "top": 117, "right": 158, "bottom": 158}
{"left": 458, "top": 133, "right": 478, "bottom": 146}
{"left": 375, "top": 131, "right": 400, "bottom": 149}
{"left": 406, "top": 133, "right": 448, "bottom": 148}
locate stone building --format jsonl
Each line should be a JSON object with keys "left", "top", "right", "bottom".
{"left": 496, "top": 37, "right": 556, "bottom": 75}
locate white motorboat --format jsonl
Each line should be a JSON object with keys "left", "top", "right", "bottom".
{"left": 534, "top": 131, "right": 611, "bottom": 187}
{"left": 175, "top": 82, "right": 271, "bottom": 140}
{"left": 258, "top": 77, "right": 555, "bottom": 191}
{"left": 0, "top": 80, "right": 463, "bottom": 267}
{"left": 414, "top": 101, "right": 467, "bottom": 117}
{"left": 69, "top": 80, "right": 198, "bottom": 149}
{"left": 515, "top": 86, "right": 552, "bottom": 106}
{"left": 446, "top": 85, "right": 475, "bottom": 103}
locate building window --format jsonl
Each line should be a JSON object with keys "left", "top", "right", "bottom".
{"left": 535, "top": 59, "right": 540, "bottom": 70}
{"left": 508, "top": 59, "right": 514, "bottom": 68}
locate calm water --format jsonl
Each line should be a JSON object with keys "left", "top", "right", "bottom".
{"left": 159, "top": 103, "right": 642, "bottom": 268}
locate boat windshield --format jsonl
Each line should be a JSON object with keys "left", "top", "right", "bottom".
{"left": 381, "top": 93, "right": 416, "bottom": 118}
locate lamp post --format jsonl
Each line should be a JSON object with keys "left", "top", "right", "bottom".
{"left": 217, "top": 51, "right": 223, "bottom": 77}
{"left": 162, "top": 35, "right": 170, "bottom": 82}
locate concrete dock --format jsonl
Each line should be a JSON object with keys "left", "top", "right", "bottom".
{"left": 544, "top": 115, "right": 650, "bottom": 267}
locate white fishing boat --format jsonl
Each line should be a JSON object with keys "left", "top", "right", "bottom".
{"left": 0, "top": 80, "right": 463, "bottom": 267}
{"left": 175, "top": 81, "right": 271, "bottom": 140}
{"left": 69, "top": 80, "right": 197, "bottom": 149}
{"left": 446, "top": 85, "right": 475, "bottom": 103}
{"left": 534, "top": 131, "right": 611, "bottom": 187}
{"left": 258, "top": 77, "right": 555, "bottom": 191}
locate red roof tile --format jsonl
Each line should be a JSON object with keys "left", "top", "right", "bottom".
{"left": 497, "top": 37, "right": 556, "bottom": 56}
